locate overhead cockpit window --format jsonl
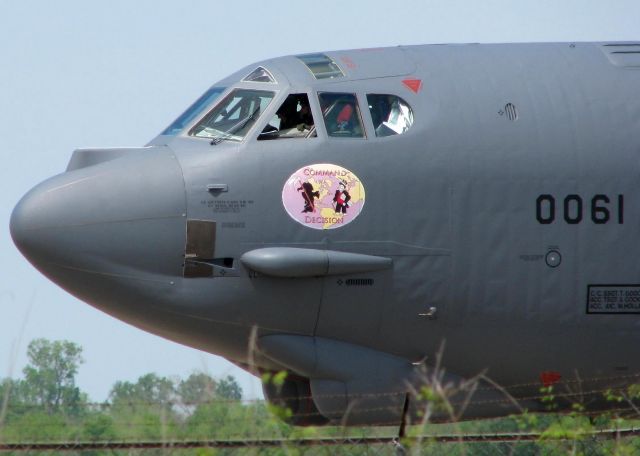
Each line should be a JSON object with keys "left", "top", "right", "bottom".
{"left": 296, "top": 54, "right": 344, "bottom": 80}
{"left": 242, "top": 66, "right": 276, "bottom": 83}
{"left": 258, "top": 93, "right": 316, "bottom": 140}
{"left": 161, "top": 86, "right": 225, "bottom": 136}
{"left": 367, "top": 94, "right": 414, "bottom": 137}
{"left": 318, "top": 93, "right": 365, "bottom": 138}
{"left": 190, "top": 89, "right": 275, "bottom": 142}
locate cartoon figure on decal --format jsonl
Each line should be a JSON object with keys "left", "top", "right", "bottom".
{"left": 333, "top": 180, "right": 351, "bottom": 214}
{"left": 297, "top": 181, "right": 320, "bottom": 213}
{"left": 282, "top": 163, "right": 365, "bottom": 230}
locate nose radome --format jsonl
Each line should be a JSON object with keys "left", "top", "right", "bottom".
{"left": 10, "top": 184, "right": 48, "bottom": 263}
{"left": 10, "top": 149, "right": 187, "bottom": 278}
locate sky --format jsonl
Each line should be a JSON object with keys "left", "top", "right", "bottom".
{"left": 1, "top": 0, "right": 639, "bottom": 402}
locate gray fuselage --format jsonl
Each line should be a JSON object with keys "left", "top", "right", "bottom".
{"left": 11, "top": 42, "right": 640, "bottom": 425}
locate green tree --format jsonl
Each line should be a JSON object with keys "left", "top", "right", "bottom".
{"left": 109, "top": 373, "right": 179, "bottom": 441}
{"left": 21, "top": 339, "right": 84, "bottom": 414}
{"left": 215, "top": 375, "right": 242, "bottom": 401}
{"left": 177, "top": 372, "right": 243, "bottom": 406}
{"left": 110, "top": 373, "right": 176, "bottom": 408}
{"left": 82, "top": 411, "right": 117, "bottom": 442}
{"left": 178, "top": 372, "right": 217, "bottom": 405}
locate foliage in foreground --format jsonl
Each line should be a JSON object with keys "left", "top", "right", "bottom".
{"left": 2, "top": 339, "right": 640, "bottom": 455}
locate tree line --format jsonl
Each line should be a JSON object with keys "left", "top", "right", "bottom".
{"left": 0, "top": 338, "right": 288, "bottom": 445}
{"left": 2, "top": 339, "right": 640, "bottom": 455}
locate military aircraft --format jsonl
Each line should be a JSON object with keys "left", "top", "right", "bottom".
{"left": 10, "top": 42, "right": 640, "bottom": 428}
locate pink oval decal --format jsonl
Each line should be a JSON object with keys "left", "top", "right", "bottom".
{"left": 282, "top": 163, "right": 365, "bottom": 230}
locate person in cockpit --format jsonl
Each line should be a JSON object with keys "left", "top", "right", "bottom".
{"left": 280, "top": 97, "right": 313, "bottom": 132}
{"left": 261, "top": 95, "right": 315, "bottom": 139}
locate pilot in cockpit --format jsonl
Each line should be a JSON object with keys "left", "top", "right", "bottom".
{"left": 279, "top": 96, "right": 314, "bottom": 132}
{"left": 260, "top": 94, "right": 315, "bottom": 139}
{"left": 292, "top": 99, "right": 314, "bottom": 132}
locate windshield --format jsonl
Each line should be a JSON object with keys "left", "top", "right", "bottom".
{"left": 161, "top": 86, "right": 225, "bottom": 136}
{"left": 190, "top": 89, "right": 275, "bottom": 142}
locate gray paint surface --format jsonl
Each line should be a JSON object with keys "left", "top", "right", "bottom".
{"left": 10, "top": 41, "right": 640, "bottom": 426}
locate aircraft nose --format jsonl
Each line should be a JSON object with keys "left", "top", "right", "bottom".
{"left": 10, "top": 149, "right": 187, "bottom": 278}
{"left": 10, "top": 186, "right": 45, "bottom": 263}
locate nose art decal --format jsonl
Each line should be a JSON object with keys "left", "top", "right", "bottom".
{"left": 282, "top": 163, "right": 365, "bottom": 230}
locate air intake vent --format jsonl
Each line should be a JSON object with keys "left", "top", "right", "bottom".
{"left": 602, "top": 43, "right": 640, "bottom": 68}
{"left": 504, "top": 103, "right": 518, "bottom": 121}
{"left": 345, "top": 278, "right": 374, "bottom": 286}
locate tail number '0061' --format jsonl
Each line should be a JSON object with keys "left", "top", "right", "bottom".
{"left": 536, "top": 194, "right": 624, "bottom": 225}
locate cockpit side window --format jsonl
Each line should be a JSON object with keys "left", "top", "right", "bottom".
{"left": 366, "top": 94, "right": 414, "bottom": 137}
{"left": 318, "top": 93, "right": 365, "bottom": 138}
{"left": 258, "top": 94, "right": 316, "bottom": 140}
{"left": 189, "top": 89, "right": 275, "bottom": 142}
{"left": 161, "top": 86, "right": 225, "bottom": 136}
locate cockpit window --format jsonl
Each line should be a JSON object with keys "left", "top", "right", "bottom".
{"left": 161, "top": 86, "right": 225, "bottom": 136}
{"left": 367, "top": 94, "right": 414, "bottom": 137}
{"left": 296, "top": 54, "right": 344, "bottom": 79}
{"left": 190, "top": 89, "right": 275, "bottom": 142}
{"left": 318, "top": 93, "right": 365, "bottom": 138}
{"left": 258, "top": 93, "right": 316, "bottom": 140}
{"left": 243, "top": 66, "right": 276, "bottom": 83}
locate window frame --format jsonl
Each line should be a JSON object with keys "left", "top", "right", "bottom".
{"left": 296, "top": 54, "right": 345, "bottom": 80}
{"left": 316, "top": 91, "right": 368, "bottom": 140}
{"left": 187, "top": 87, "right": 278, "bottom": 143}
{"left": 160, "top": 86, "right": 228, "bottom": 137}
{"left": 257, "top": 92, "right": 319, "bottom": 141}
{"left": 365, "top": 93, "right": 415, "bottom": 138}
{"left": 242, "top": 66, "right": 277, "bottom": 84}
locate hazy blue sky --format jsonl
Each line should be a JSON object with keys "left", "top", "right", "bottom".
{"left": 1, "top": 0, "right": 639, "bottom": 401}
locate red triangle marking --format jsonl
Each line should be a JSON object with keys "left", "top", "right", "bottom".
{"left": 540, "top": 371, "right": 562, "bottom": 387}
{"left": 402, "top": 78, "right": 423, "bottom": 93}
